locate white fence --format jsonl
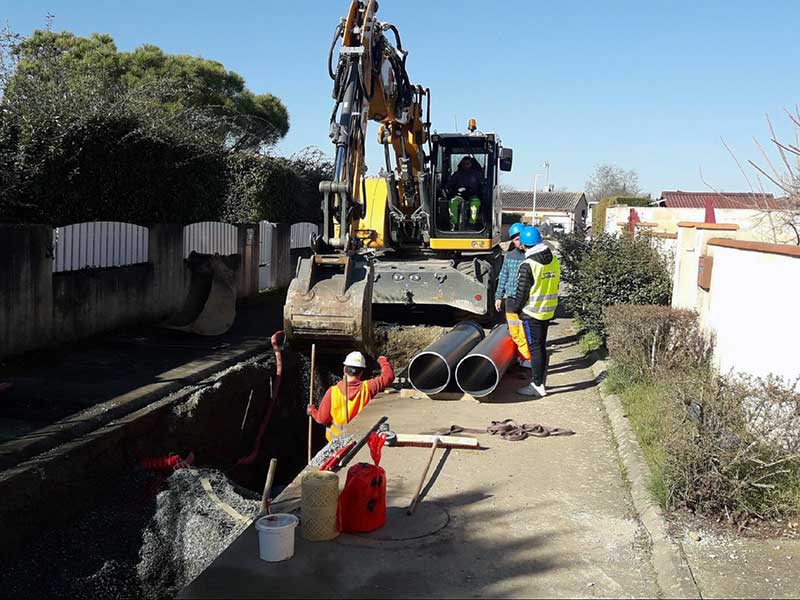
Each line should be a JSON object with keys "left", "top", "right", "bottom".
{"left": 259, "top": 221, "right": 276, "bottom": 290}
{"left": 50, "top": 219, "right": 314, "bottom": 288}
{"left": 290, "top": 222, "right": 318, "bottom": 249}
{"left": 52, "top": 221, "right": 149, "bottom": 272}
{"left": 257, "top": 222, "right": 317, "bottom": 290}
{"left": 183, "top": 221, "right": 238, "bottom": 258}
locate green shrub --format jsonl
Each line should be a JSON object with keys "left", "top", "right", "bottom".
{"left": 564, "top": 233, "right": 672, "bottom": 338}
{"left": 663, "top": 373, "right": 800, "bottom": 523}
{"left": 606, "top": 363, "right": 800, "bottom": 524}
{"left": 603, "top": 304, "right": 714, "bottom": 381}
{"left": 554, "top": 229, "right": 590, "bottom": 285}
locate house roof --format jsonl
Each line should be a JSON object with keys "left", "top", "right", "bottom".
{"left": 660, "top": 191, "right": 782, "bottom": 209}
{"left": 502, "top": 191, "right": 586, "bottom": 212}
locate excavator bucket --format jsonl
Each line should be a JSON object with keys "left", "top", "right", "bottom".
{"left": 162, "top": 252, "right": 239, "bottom": 336}
{"left": 284, "top": 254, "right": 373, "bottom": 350}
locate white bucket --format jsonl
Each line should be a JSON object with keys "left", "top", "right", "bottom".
{"left": 255, "top": 513, "right": 299, "bottom": 562}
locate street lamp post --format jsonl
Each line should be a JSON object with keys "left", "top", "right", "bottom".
{"left": 543, "top": 161, "right": 550, "bottom": 192}
{"left": 532, "top": 173, "right": 543, "bottom": 225}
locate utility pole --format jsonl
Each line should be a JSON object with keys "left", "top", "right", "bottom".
{"left": 532, "top": 173, "right": 543, "bottom": 225}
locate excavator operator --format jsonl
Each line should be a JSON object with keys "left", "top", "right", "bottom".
{"left": 446, "top": 157, "right": 484, "bottom": 230}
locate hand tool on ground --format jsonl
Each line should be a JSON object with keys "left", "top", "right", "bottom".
{"left": 319, "top": 441, "right": 356, "bottom": 472}
{"left": 240, "top": 389, "right": 254, "bottom": 432}
{"left": 407, "top": 436, "right": 440, "bottom": 516}
{"left": 335, "top": 416, "right": 388, "bottom": 472}
{"left": 260, "top": 458, "right": 278, "bottom": 514}
{"left": 383, "top": 431, "right": 480, "bottom": 450}
{"left": 439, "top": 420, "right": 575, "bottom": 442}
{"left": 307, "top": 343, "right": 316, "bottom": 464}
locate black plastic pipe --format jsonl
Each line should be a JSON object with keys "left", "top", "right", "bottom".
{"left": 455, "top": 325, "right": 517, "bottom": 398}
{"left": 408, "top": 321, "right": 484, "bottom": 395}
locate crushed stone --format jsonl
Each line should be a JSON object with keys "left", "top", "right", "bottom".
{"left": 137, "top": 468, "right": 260, "bottom": 598}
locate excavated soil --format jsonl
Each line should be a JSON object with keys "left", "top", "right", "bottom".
{"left": 374, "top": 323, "right": 448, "bottom": 377}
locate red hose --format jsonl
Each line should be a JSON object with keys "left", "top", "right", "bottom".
{"left": 235, "top": 330, "right": 284, "bottom": 466}
{"left": 141, "top": 451, "right": 195, "bottom": 471}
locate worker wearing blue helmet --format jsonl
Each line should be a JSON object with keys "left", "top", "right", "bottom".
{"left": 495, "top": 223, "right": 531, "bottom": 361}
{"left": 506, "top": 226, "right": 561, "bottom": 397}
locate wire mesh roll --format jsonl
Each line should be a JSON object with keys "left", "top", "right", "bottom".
{"left": 301, "top": 470, "right": 340, "bottom": 541}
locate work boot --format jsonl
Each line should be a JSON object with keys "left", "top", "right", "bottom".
{"left": 516, "top": 383, "right": 547, "bottom": 398}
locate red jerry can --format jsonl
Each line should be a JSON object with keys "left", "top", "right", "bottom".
{"left": 337, "top": 433, "right": 387, "bottom": 533}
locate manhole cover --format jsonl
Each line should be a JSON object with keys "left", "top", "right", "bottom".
{"left": 337, "top": 501, "right": 449, "bottom": 546}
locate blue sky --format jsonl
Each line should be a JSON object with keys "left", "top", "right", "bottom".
{"left": 5, "top": 0, "right": 799, "bottom": 196}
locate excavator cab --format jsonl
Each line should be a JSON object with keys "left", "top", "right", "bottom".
{"left": 429, "top": 132, "right": 512, "bottom": 250}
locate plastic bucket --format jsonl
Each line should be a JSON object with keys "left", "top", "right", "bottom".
{"left": 255, "top": 513, "right": 299, "bottom": 562}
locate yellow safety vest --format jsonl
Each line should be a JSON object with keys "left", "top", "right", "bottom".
{"left": 327, "top": 380, "right": 371, "bottom": 441}
{"left": 522, "top": 256, "right": 560, "bottom": 321}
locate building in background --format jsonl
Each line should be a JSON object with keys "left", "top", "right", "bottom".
{"left": 501, "top": 191, "right": 587, "bottom": 236}
{"left": 602, "top": 191, "right": 797, "bottom": 243}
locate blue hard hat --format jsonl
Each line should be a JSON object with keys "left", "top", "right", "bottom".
{"left": 509, "top": 222, "right": 524, "bottom": 238}
{"left": 520, "top": 226, "right": 543, "bottom": 247}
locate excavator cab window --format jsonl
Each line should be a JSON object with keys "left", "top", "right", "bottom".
{"left": 432, "top": 137, "right": 495, "bottom": 237}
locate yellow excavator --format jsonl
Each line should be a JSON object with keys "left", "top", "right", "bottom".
{"left": 284, "top": 0, "right": 513, "bottom": 350}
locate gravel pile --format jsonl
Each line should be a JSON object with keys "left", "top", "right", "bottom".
{"left": 137, "top": 468, "right": 260, "bottom": 598}
{"left": 1, "top": 467, "right": 260, "bottom": 599}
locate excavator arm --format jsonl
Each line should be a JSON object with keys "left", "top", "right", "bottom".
{"left": 319, "top": 0, "right": 431, "bottom": 252}
{"left": 285, "top": 0, "right": 430, "bottom": 350}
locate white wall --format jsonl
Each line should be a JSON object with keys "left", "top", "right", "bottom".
{"left": 703, "top": 243, "right": 800, "bottom": 381}
{"left": 606, "top": 205, "right": 797, "bottom": 243}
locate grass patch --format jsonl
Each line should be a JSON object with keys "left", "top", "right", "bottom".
{"left": 578, "top": 330, "right": 604, "bottom": 355}
{"left": 606, "top": 366, "right": 671, "bottom": 509}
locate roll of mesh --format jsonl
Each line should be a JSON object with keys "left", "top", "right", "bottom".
{"left": 301, "top": 470, "right": 340, "bottom": 541}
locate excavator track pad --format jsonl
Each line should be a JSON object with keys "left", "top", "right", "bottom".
{"left": 284, "top": 254, "right": 373, "bottom": 351}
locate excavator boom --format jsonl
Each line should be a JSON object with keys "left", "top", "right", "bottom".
{"left": 285, "top": 0, "right": 428, "bottom": 350}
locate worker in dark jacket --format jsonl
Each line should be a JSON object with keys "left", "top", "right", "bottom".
{"left": 445, "top": 157, "right": 484, "bottom": 229}
{"left": 495, "top": 222, "right": 530, "bottom": 361}
{"left": 308, "top": 352, "right": 394, "bottom": 440}
{"left": 445, "top": 156, "right": 484, "bottom": 198}
{"left": 506, "top": 226, "right": 560, "bottom": 397}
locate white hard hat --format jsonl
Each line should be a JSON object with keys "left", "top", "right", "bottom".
{"left": 343, "top": 351, "right": 367, "bottom": 369}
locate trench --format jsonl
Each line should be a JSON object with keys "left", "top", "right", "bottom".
{"left": 1, "top": 324, "right": 446, "bottom": 599}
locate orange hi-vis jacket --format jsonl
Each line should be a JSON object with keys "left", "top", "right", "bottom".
{"left": 327, "top": 380, "right": 371, "bottom": 441}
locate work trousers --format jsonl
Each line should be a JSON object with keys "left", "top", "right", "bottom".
{"left": 522, "top": 317, "right": 551, "bottom": 386}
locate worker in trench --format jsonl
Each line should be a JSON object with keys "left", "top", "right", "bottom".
{"left": 307, "top": 352, "right": 394, "bottom": 441}
{"left": 506, "top": 226, "right": 561, "bottom": 398}
{"left": 494, "top": 222, "right": 531, "bottom": 364}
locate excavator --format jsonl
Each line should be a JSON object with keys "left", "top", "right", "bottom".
{"left": 284, "top": 0, "right": 513, "bottom": 350}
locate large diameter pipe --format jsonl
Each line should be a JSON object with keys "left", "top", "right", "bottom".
{"left": 408, "top": 321, "right": 484, "bottom": 395}
{"left": 455, "top": 324, "right": 517, "bottom": 397}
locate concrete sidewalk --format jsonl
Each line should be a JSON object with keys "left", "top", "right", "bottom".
{"left": 182, "top": 319, "right": 660, "bottom": 598}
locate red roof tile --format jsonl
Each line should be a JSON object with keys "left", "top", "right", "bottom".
{"left": 661, "top": 191, "right": 783, "bottom": 209}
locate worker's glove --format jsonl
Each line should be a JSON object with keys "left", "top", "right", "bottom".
{"left": 494, "top": 299, "right": 502, "bottom": 312}
{"left": 306, "top": 404, "right": 314, "bottom": 416}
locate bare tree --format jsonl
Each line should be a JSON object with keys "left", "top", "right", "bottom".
{"left": 585, "top": 164, "right": 642, "bottom": 203}
{"left": 747, "top": 109, "right": 800, "bottom": 244}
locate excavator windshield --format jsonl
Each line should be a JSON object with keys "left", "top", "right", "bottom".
{"left": 432, "top": 136, "right": 495, "bottom": 235}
